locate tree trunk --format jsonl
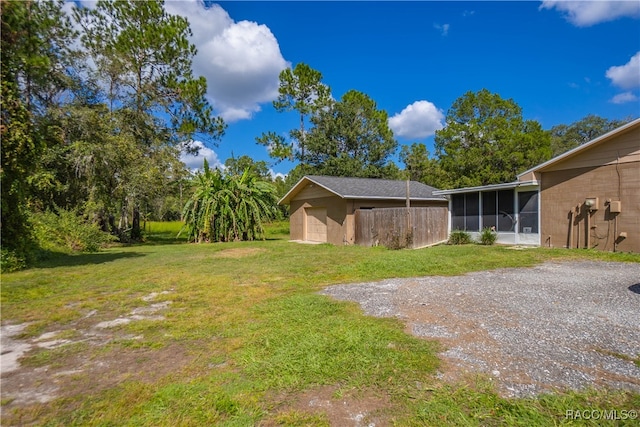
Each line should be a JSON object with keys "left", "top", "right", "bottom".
{"left": 131, "top": 205, "right": 141, "bottom": 241}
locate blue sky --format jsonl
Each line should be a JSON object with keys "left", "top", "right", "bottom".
{"left": 76, "top": 1, "right": 640, "bottom": 176}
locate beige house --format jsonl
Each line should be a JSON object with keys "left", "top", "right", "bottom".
{"left": 435, "top": 118, "right": 640, "bottom": 252}
{"left": 280, "top": 176, "right": 447, "bottom": 245}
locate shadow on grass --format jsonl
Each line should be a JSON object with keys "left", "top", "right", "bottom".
{"left": 142, "top": 235, "right": 189, "bottom": 246}
{"left": 35, "top": 251, "right": 146, "bottom": 268}
{"left": 142, "top": 232, "right": 289, "bottom": 245}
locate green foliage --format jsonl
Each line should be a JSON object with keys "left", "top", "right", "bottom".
{"left": 1, "top": 249, "right": 27, "bottom": 273}
{"left": 549, "top": 114, "right": 632, "bottom": 157}
{"left": 258, "top": 64, "right": 399, "bottom": 179}
{"left": 181, "top": 160, "right": 280, "bottom": 242}
{"left": 75, "top": 0, "right": 225, "bottom": 141}
{"left": 400, "top": 142, "right": 448, "bottom": 185}
{"left": 69, "top": 0, "right": 225, "bottom": 240}
{"left": 385, "top": 231, "right": 414, "bottom": 250}
{"left": 224, "top": 155, "right": 270, "bottom": 180}
{"left": 0, "top": 75, "right": 37, "bottom": 261}
{"left": 1, "top": 0, "right": 224, "bottom": 257}
{"left": 0, "top": 0, "right": 74, "bottom": 260}
{"left": 448, "top": 230, "right": 472, "bottom": 245}
{"left": 258, "top": 63, "right": 332, "bottom": 162}
{"left": 31, "top": 207, "right": 117, "bottom": 253}
{"left": 433, "top": 89, "right": 551, "bottom": 188}
{"left": 479, "top": 227, "right": 498, "bottom": 245}
{"left": 304, "top": 90, "right": 399, "bottom": 178}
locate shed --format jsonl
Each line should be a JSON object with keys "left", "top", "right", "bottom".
{"left": 279, "top": 175, "right": 448, "bottom": 245}
{"left": 435, "top": 118, "right": 640, "bottom": 252}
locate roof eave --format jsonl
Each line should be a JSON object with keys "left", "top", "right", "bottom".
{"left": 517, "top": 117, "right": 640, "bottom": 178}
{"left": 433, "top": 180, "right": 538, "bottom": 195}
{"left": 343, "top": 195, "right": 446, "bottom": 201}
{"left": 278, "top": 175, "right": 343, "bottom": 205}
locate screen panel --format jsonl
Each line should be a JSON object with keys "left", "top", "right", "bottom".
{"left": 497, "top": 190, "right": 515, "bottom": 232}
{"left": 518, "top": 191, "right": 538, "bottom": 233}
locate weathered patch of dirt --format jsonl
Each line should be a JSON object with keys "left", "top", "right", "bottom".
{"left": 262, "top": 385, "right": 391, "bottom": 427}
{"left": 214, "top": 247, "right": 266, "bottom": 258}
{"left": 2, "top": 342, "right": 192, "bottom": 409}
{"left": 1, "top": 291, "right": 190, "bottom": 425}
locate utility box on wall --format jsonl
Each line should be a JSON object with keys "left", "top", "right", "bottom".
{"left": 610, "top": 201, "right": 622, "bottom": 213}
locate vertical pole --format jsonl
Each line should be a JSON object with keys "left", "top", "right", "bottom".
{"left": 586, "top": 207, "right": 591, "bottom": 249}
{"left": 576, "top": 206, "right": 580, "bottom": 249}
{"left": 568, "top": 210, "right": 574, "bottom": 249}
{"left": 406, "top": 180, "right": 411, "bottom": 246}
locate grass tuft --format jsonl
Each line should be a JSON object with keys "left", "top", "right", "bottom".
{"left": 239, "top": 293, "right": 439, "bottom": 392}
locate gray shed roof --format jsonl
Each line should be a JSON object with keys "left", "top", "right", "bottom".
{"left": 279, "top": 175, "right": 446, "bottom": 205}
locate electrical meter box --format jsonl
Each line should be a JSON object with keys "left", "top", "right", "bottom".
{"left": 610, "top": 201, "right": 621, "bottom": 213}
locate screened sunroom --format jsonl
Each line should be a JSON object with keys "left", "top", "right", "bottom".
{"left": 434, "top": 181, "right": 540, "bottom": 245}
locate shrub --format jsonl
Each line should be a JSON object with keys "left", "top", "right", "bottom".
{"left": 479, "top": 227, "right": 498, "bottom": 245}
{"left": 448, "top": 229, "right": 472, "bottom": 245}
{"left": 386, "top": 231, "right": 413, "bottom": 250}
{"left": 32, "top": 208, "right": 117, "bottom": 253}
{"left": 1, "top": 249, "right": 27, "bottom": 273}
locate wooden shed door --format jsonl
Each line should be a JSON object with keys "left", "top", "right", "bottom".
{"left": 305, "top": 208, "right": 327, "bottom": 242}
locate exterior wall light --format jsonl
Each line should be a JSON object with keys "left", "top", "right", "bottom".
{"left": 585, "top": 197, "right": 599, "bottom": 211}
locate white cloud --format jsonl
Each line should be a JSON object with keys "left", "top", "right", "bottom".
{"left": 540, "top": 1, "right": 640, "bottom": 27}
{"left": 609, "top": 92, "right": 639, "bottom": 104}
{"left": 65, "top": 1, "right": 288, "bottom": 122}
{"left": 180, "top": 141, "right": 224, "bottom": 171}
{"left": 434, "top": 23, "right": 450, "bottom": 36}
{"left": 164, "top": 1, "right": 289, "bottom": 122}
{"left": 389, "top": 101, "right": 445, "bottom": 139}
{"left": 269, "top": 169, "right": 287, "bottom": 180}
{"left": 606, "top": 52, "right": 640, "bottom": 90}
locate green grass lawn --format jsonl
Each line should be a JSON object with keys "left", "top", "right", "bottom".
{"left": 2, "top": 221, "right": 639, "bottom": 426}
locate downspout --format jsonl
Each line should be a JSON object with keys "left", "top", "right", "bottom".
{"left": 585, "top": 205, "right": 591, "bottom": 249}
{"left": 576, "top": 206, "right": 580, "bottom": 249}
{"left": 568, "top": 209, "right": 574, "bottom": 249}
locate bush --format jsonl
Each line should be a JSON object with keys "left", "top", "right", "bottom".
{"left": 386, "top": 231, "right": 413, "bottom": 250}
{"left": 32, "top": 208, "right": 117, "bottom": 253}
{"left": 479, "top": 227, "right": 498, "bottom": 245}
{"left": 448, "top": 229, "right": 472, "bottom": 245}
{"left": 1, "top": 249, "right": 27, "bottom": 273}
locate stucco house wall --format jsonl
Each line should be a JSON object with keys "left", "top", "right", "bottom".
{"left": 290, "top": 194, "right": 347, "bottom": 245}
{"left": 537, "top": 124, "right": 639, "bottom": 252}
{"left": 284, "top": 176, "right": 447, "bottom": 245}
{"left": 289, "top": 191, "right": 445, "bottom": 245}
{"left": 435, "top": 118, "right": 640, "bottom": 252}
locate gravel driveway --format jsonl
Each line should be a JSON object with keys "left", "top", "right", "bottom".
{"left": 321, "top": 261, "right": 640, "bottom": 397}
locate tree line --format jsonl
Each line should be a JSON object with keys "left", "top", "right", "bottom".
{"left": 259, "top": 64, "right": 630, "bottom": 190}
{"left": 1, "top": 0, "right": 228, "bottom": 264}
{"left": 1, "top": 0, "right": 631, "bottom": 269}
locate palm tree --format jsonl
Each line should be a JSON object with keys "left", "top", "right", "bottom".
{"left": 181, "top": 160, "right": 279, "bottom": 242}
{"left": 231, "top": 170, "right": 280, "bottom": 241}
